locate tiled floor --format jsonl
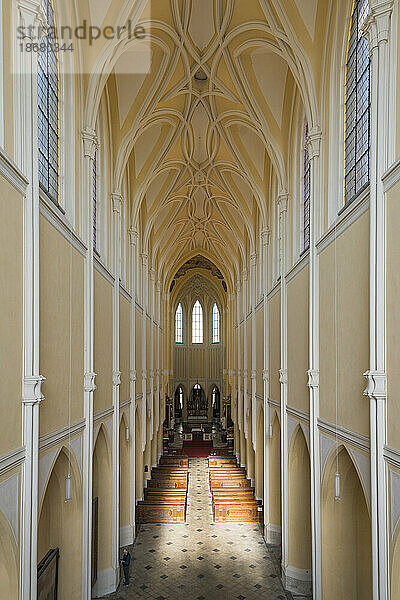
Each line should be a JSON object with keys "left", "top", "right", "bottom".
{"left": 102, "top": 458, "right": 309, "bottom": 600}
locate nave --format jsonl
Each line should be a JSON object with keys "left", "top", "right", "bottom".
{"left": 103, "top": 458, "right": 309, "bottom": 600}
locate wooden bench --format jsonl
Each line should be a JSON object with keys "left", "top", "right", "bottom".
{"left": 159, "top": 456, "right": 189, "bottom": 468}
{"left": 210, "top": 478, "right": 251, "bottom": 489}
{"left": 208, "top": 457, "right": 238, "bottom": 467}
{"left": 136, "top": 500, "right": 186, "bottom": 524}
{"left": 147, "top": 479, "right": 188, "bottom": 490}
{"left": 213, "top": 500, "right": 263, "bottom": 523}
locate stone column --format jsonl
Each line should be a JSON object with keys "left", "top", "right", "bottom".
{"left": 15, "top": 2, "right": 47, "bottom": 597}
{"left": 128, "top": 228, "right": 138, "bottom": 541}
{"left": 261, "top": 228, "right": 271, "bottom": 541}
{"left": 306, "top": 126, "right": 322, "bottom": 599}
{"left": 111, "top": 192, "right": 122, "bottom": 587}
{"left": 363, "top": 4, "right": 394, "bottom": 598}
{"left": 277, "top": 193, "right": 289, "bottom": 588}
{"left": 141, "top": 253, "right": 148, "bottom": 456}
{"left": 81, "top": 126, "right": 99, "bottom": 599}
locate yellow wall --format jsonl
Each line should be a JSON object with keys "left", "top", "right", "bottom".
{"left": 287, "top": 265, "right": 309, "bottom": 414}
{"left": 269, "top": 292, "right": 281, "bottom": 403}
{"left": 387, "top": 182, "right": 400, "bottom": 447}
{"left": 94, "top": 271, "right": 113, "bottom": 413}
{"left": 39, "top": 218, "right": 85, "bottom": 436}
{"left": 120, "top": 295, "right": 130, "bottom": 404}
{"left": 319, "top": 212, "right": 369, "bottom": 436}
{"left": 0, "top": 176, "right": 23, "bottom": 455}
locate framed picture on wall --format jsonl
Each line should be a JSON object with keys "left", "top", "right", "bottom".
{"left": 37, "top": 548, "right": 59, "bottom": 600}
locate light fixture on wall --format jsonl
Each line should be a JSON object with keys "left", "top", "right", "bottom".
{"left": 334, "top": 471, "right": 341, "bottom": 501}
{"left": 125, "top": 426, "right": 130, "bottom": 442}
{"left": 269, "top": 423, "right": 273, "bottom": 438}
{"left": 65, "top": 474, "right": 72, "bottom": 503}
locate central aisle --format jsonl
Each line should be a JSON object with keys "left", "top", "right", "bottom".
{"left": 104, "top": 458, "right": 294, "bottom": 600}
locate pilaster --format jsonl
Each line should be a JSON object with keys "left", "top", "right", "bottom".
{"left": 363, "top": 6, "right": 393, "bottom": 598}
{"left": 277, "top": 193, "right": 289, "bottom": 582}
{"left": 81, "top": 126, "right": 98, "bottom": 599}
{"left": 15, "top": 3, "right": 47, "bottom": 597}
{"left": 261, "top": 228, "right": 271, "bottom": 540}
{"left": 306, "top": 125, "right": 322, "bottom": 600}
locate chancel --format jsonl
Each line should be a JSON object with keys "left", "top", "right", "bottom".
{"left": 0, "top": 0, "right": 400, "bottom": 599}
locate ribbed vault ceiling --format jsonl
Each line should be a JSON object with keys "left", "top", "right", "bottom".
{"left": 91, "top": 0, "right": 324, "bottom": 288}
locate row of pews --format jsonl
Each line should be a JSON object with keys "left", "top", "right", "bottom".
{"left": 136, "top": 454, "right": 189, "bottom": 524}
{"left": 209, "top": 453, "right": 263, "bottom": 523}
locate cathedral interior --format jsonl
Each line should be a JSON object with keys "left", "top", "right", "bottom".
{"left": 0, "top": 0, "right": 400, "bottom": 598}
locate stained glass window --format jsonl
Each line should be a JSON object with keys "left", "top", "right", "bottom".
{"left": 192, "top": 300, "right": 203, "bottom": 344}
{"left": 175, "top": 303, "right": 183, "bottom": 343}
{"left": 344, "top": 0, "right": 370, "bottom": 204}
{"left": 212, "top": 303, "right": 220, "bottom": 343}
{"left": 38, "top": 0, "right": 59, "bottom": 202}
{"left": 303, "top": 122, "right": 310, "bottom": 251}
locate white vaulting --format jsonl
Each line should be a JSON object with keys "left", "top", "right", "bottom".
{"left": 0, "top": 0, "right": 400, "bottom": 599}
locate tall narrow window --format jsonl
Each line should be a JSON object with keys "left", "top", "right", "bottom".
{"left": 175, "top": 303, "right": 183, "bottom": 343}
{"left": 212, "top": 303, "right": 220, "bottom": 343}
{"left": 303, "top": 122, "right": 310, "bottom": 251}
{"left": 344, "top": 0, "right": 370, "bottom": 204}
{"left": 192, "top": 300, "right": 203, "bottom": 344}
{"left": 93, "top": 150, "right": 98, "bottom": 251}
{"left": 38, "top": 0, "right": 60, "bottom": 202}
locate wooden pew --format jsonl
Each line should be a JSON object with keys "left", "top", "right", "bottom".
{"left": 147, "top": 478, "right": 188, "bottom": 490}
{"left": 136, "top": 500, "right": 186, "bottom": 524}
{"left": 159, "top": 456, "right": 189, "bottom": 468}
{"left": 208, "top": 457, "right": 238, "bottom": 467}
{"left": 210, "top": 478, "right": 251, "bottom": 489}
{"left": 213, "top": 500, "right": 263, "bottom": 523}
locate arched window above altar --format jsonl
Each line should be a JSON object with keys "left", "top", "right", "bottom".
{"left": 212, "top": 303, "right": 220, "bottom": 343}
{"left": 175, "top": 303, "right": 183, "bottom": 343}
{"left": 192, "top": 300, "right": 203, "bottom": 344}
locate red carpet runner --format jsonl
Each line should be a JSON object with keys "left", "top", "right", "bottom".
{"left": 183, "top": 441, "right": 213, "bottom": 458}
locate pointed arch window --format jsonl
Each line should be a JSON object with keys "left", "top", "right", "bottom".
{"left": 38, "top": 0, "right": 60, "bottom": 202}
{"left": 344, "top": 0, "right": 370, "bottom": 204}
{"left": 175, "top": 303, "right": 183, "bottom": 343}
{"left": 212, "top": 303, "right": 220, "bottom": 343}
{"left": 192, "top": 300, "right": 203, "bottom": 344}
{"left": 303, "top": 122, "right": 310, "bottom": 251}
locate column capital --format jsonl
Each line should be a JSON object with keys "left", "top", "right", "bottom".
{"left": 261, "top": 228, "right": 271, "bottom": 246}
{"left": 149, "top": 268, "right": 155, "bottom": 281}
{"left": 84, "top": 371, "right": 97, "bottom": 393}
{"left": 128, "top": 228, "right": 139, "bottom": 246}
{"left": 305, "top": 127, "right": 322, "bottom": 160}
{"left": 250, "top": 253, "right": 257, "bottom": 268}
{"left": 111, "top": 192, "right": 123, "bottom": 214}
{"left": 82, "top": 128, "right": 98, "bottom": 160}
{"left": 130, "top": 370, "right": 137, "bottom": 382}
{"left": 277, "top": 193, "right": 289, "bottom": 214}
{"left": 307, "top": 369, "right": 319, "bottom": 389}
{"left": 251, "top": 370, "right": 257, "bottom": 381}
{"left": 141, "top": 253, "right": 148, "bottom": 267}
{"left": 262, "top": 369, "right": 269, "bottom": 382}
{"left": 17, "top": 0, "right": 47, "bottom": 37}
{"left": 22, "top": 375, "right": 45, "bottom": 405}
{"left": 242, "top": 269, "right": 248, "bottom": 283}
{"left": 279, "top": 369, "right": 288, "bottom": 384}
{"left": 142, "top": 369, "right": 147, "bottom": 380}
{"left": 363, "top": 370, "right": 387, "bottom": 400}
{"left": 362, "top": 1, "right": 393, "bottom": 49}
{"left": 113, "top": 370, "right": 122, "bottom": 386}
{"left": 156, "top": 280, "right": 162, "bottom": 293}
